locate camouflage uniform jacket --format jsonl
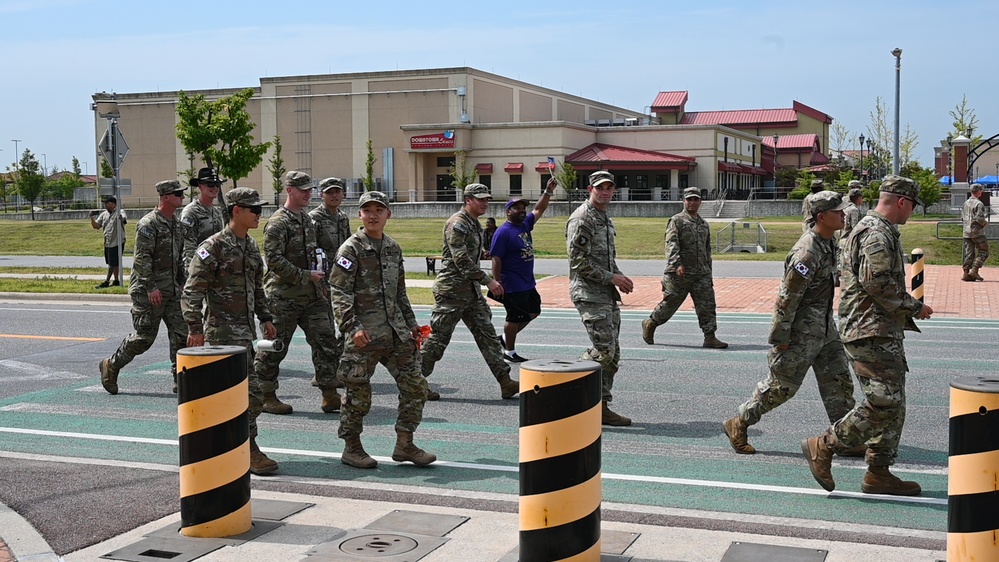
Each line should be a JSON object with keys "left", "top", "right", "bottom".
{"left": 329, "top": 230, "right": 417, "bottom": 351}
{"left": 962, "top": 197, "right": 987, "bottom": 237}
{"left": 182, "top": 225, "right": 272, "bottom": 341}
{"left": 664, "top": 210, "right": 712, "bottom": 276}
{"left": 262, "top": 206, "right": 321, "bottom": 302}
{"left": 180, "top": 200, "right": 224, "bottom": 270}
{"left": 838, "top": 210, "right": 924, "bottom": 342}
{"left": 434, "top": 209, "right": 493, "bottom": 297}
{"left": 130, "top": 209, "right": 185, "bottom": 297}
{"left": 309, "top": 204, "right": 352, "bottom": 259}
{"left": 841, "top": 202, "right": 862, "bottom": 240}
{"left": 566, "top": 200, "right": 622, "bottom": 304}
{"left": 770, "top": 231, "right": 838, "bottom": 346}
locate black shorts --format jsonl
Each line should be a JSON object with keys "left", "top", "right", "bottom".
{"left": 104, "top": 244, "right": 125, "bottom": 267}
{"left": 496, "top": 288, "right": 541, "bottom": 323}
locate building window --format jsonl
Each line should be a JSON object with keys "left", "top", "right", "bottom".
{"left": 479, "top": 174, "right": 491, "bottom": 189}
{"left": 655, "top": 174, "right": 670, "bottom": 188}
{"left": 510, "top": 174, "right": 522, "bottom": 195}
{"left": 633, "top": 174, "right": 651, "bottom": 201}
{"left": 436, "top": 156, "right": 455, "bottom": 168}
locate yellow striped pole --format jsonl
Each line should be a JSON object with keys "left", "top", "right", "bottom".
{"left": 948, "top": 375, "right": 999, "bottom": 561}
{"left": 177, "top": 345, "right": 252, "bottom": 538}
{"left": 519, "top": 359, "right": 602, "bottom": 561}
{"left": 910, "top": 248, "right": 925, "bottom": 302}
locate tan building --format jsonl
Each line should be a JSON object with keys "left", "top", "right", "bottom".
{"left": 92, "top": 67, "right": 831, "bottom": 206}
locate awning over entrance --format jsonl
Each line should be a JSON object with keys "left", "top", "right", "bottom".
{"left": 475, "top": 163, "right": 493, "bottom": 174}
{"left": 504, "top": 163, "right": 524, "bottom": 173}
{"left": 717, "top": 161, "right": 742, "bottom": 173}
{"left": 565, "top": 143, "right": 696, "bottom": 171}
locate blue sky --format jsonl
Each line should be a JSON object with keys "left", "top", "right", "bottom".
{"left": 1, "top": 0, "right": 993, "bottom": 175}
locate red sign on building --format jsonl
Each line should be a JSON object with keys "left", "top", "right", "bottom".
{"left": 410, "top": 130, "right": 455, "bottom": 150}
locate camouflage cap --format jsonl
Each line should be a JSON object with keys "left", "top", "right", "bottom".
{"left": 971, "top": 183, "right": 984, "bottom": 193}
{"left": 880, "top": 174, "right": 922, "bottom": 206}
{"left": 319, "top": 177, "right": 346, "bottom": 192}
{"left": 589, "top": 170, "right": 615, "bottom": 187}
{"left": 810, "top": 179, "right": 825, "bottom": 193}
{"left": 358, "top": 190, "right": 389, "bottom": 208}
{"left": 463, "top": 183, "right": 492, "bottom": 199}
{"left": 155, "top": 179, "right": 184, "bottom": 196}
{"left": 227, "top": 187, "right": 263, "bottom": 207}
{"left": 847, "top": 180, "right": 862, "bottom": 188}
{"left": 285, "top": 171, "right": 313, "bottom": 189}
{"left": 807, "top": 190, "right": 849, "bottom": 216}
{"left": 848, "top": 187, "right": 863, "bottom": 200}
{"left": 683, "top": 187, "right": 701, "bottom": 200}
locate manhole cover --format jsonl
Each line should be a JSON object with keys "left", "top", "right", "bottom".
{"left": 339, "top": 534, "right": 419, "bottom": 557}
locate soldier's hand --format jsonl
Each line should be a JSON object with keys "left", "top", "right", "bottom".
{"left": 676, "top": 265, "right": 686, "bottom": 277}
{"left": 262, "top": 321, "right": 277, "bottom": 339}
{"left": 353, "top": 329, "right": 371, "bottom": 348}
{"left": 776, "top": 344, "right": 790, "bottom": 351}
{"left": 612, "top": 274, "right": 634, "bottom": 294}
{"left": 148, "top": 288, "right": 163, "bottom": 306}
{"left": 487, "top": 279, "right": 504, "bottom": 299}
{"left": 916, "top": 303, "right": 933, "bottom": 319}
{"left": 187, "top": 333, "right": 205, "bottom": 347}
{"left": 309, "top": 270, "right": 325, "bottom": 283}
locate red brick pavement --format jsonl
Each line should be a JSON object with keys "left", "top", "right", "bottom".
{"left": 535, "top": 264, "right": 997, "bottom": 319}
{"left": 0, "top": 539, "right": 11, "bottom": 562}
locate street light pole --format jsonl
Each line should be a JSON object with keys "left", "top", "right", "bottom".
{"left": 892, "top": 48, "right": 902, "bottom": 175}
{"left": 11, "top": 139, "right": 21, "bottom": 172}
{"left": 772, "top": 134, "right": 779, "bottom": 188}
{"left": 859, "top": 134, "right": 866, "bottom": 185}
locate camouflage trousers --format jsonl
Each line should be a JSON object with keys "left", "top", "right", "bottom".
{"left": 650, "top": 273, "right": 717, "bottom": 334}
{"left": 337, "top": 335, "right": 427, "bottom": 438}
{"left": 208, "top": 340, "right": 264, "bottom": 438}
{"left": 963, "top": 236, "right": 990, "bottom": 270}
{"left": 110, "top": 293, "right": 187, "bottom": 377}
{"left": 573, "top": 300, "right": 621, "bottom": 402}
{"left": 253, "top": 296, "right": 339, "bottom": 393}
{"left": 831, "top": 337, "right": 908, "bottom": 467}
{"left": 738, "top": 335, "right": 856, "bottom": 426}
{"left": 421, "top": 291, "right": 510, "bottom": 381}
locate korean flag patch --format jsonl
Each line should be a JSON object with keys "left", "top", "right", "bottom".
{"left": 196, "top": 247, "right": 210, "bottom": 260}
{"left": 794, "top": 262, "right": 811, "bottom": 278}
{"left": 337, "top": 255, "right": 354, "bottom": 271}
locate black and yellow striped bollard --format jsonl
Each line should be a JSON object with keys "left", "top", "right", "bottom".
{"left": 177, "top": 345, "right": 252, "bottom": 538}
{"left": 948, "top": 375, "right": 999, "bottom": 561}
{"left": 519, "top": 359, "right": 602, "bottom": 561}
{"left": 910, "top": 248, "right": 925, "bottom": 302}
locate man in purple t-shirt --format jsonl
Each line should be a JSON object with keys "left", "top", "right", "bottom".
{"left": 490, "top": 177, "right": 556, "bottom": 362}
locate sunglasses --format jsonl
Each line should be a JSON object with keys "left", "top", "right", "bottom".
{"left": 237, "top": 204, "right": 263, "bottom": 215}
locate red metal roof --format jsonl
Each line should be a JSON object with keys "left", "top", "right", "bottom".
{"left": 565, "top": 143, "right": 696, "bottom": 168}
{"left": 535, "top": 162, "right": 555, "bottom": 172}
{"left": 474, "top": 163, "right": 493, "bottom": 173}
{"left": 763, "top": 133, "right": 820, "bottom": 150}
{"left": 809, "top": 152, "right": 830, "bottom": 165}
{"left": 680, "top": 108, "right": 798, "bottom": 127}
{"left": 717, "top": 161, "right": 742, "bottom": 172}
{"left": 504, "top": 163, "right": 524, "bottom": 173}
{"left": 792, "top": 101, "right": 833, "bottom": 124}
{"left": 650, "top": 91, "right": 688, "bottom": 112}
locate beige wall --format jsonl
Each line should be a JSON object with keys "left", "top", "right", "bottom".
{"left": 519, "top": 90, "right": 553, "bottom": 122}
{"left": 471, "top": 78, "right": 514, "bottom": 123}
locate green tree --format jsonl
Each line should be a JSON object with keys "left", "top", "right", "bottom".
{"left": 266, "top": 136, "right": 286, "bottom": 202}
{"left": 949, "top": 94, "right": 979, "bottom": 141}
{"left": 0, "top": 167, "right": 14, "bottom": 211}
{"left": 788, "top": 170, "right": 816, "bottom": 200}
{"left": 16, "top": 149, "right": 46, "bottom": 220}
{"left": 72, "top": 157, "right": 82, "bottom": 177}
{"left": 775, "top": 166, "right": 798, "bottom": 189}
{"left": 363, "top": 139, "right": 376, "bottom": 191}
{"left": 47, "top": 170, "right": 84, "bottom": 201}
{"left": 834, "top": 170, "right": 858, "bottom": 191}
{"left": 862, "top": 180, "right": 882, "bottom": 207}
{"left": 866, "top": 96, "right": 893, "bottom": 177}
{"left": 901, "top": 163, "right": 942, "bottom": 215}
{"left": 447, "top": 150, "right": 477, "bottom": 190}
{"left": 555, "top": 161, "right": 578, "bottom": 194}
{"left": 99, "top": 157, "right": 114, "bottom": 178}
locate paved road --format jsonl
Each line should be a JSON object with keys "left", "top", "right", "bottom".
{"left": 0, "top": 296, "right": 979, "bottom": 557}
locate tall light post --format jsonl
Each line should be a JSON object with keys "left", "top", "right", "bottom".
{"left": 41, "top": 154, "right": 47, "bottom": 177}
{"left": 892, "top": 47, "right": 902, "bottom": 174}
{"left": 772, "top": 134, "right": 779, "bottom": 187}
{"left": 858, "top": 134, "right": 866, "bottom": 184}
{"left": 82, "top": 161, "right": 88, "bottom": 176}
{"left": 11, "top": 139, "right": 21, "bottom": 172}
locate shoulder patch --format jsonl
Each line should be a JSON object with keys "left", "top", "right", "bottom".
{"left": 868, "top": 241, "right": 887, "bottom": 254}
{"left": 575, "top": 235, "right": 590, "bottom": 246}
{"left": 138, "top": 226, "right": 155, "bottom": 239}
{"left": 180, "top": 219, "right": 193, "bottom": 227}
{"left": 793, "top": 262, "right": 811, "bottom": 278}
{"left": 336, "top": 255, "right": 354, "bottom": 271}
{"left": 452, "top": 221, "right": 469, "bottom": 235}
{"left": 196, "top": 247, "right": 211, "bottom": 260}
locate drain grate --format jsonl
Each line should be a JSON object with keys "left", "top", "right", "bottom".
{"left": 306, "top": 528, "right": 447, "bottom": 561}
{"left": 340, "top": 534, "right": 418, "bottom": 556}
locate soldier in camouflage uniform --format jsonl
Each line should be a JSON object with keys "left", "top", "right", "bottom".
{"left": 841, "top": 184, "right": 864, "bottom": 243}
{"left": 566, "top": 171, "right": 635, "bottom": 426}
{"left": 420, "top": 183, "right": 519, "bottom": 401}
{"left": 253, "top": 171, "right": 340, "bottom": 415}
{"left": 99, "top": 180, "right": 188, "bottom": 395}
{"left": 724, "top": 192, "right": 861, "bottom": 456}
{"left": 961, "top": 183, "right": 989, "bottom": 281}
{"left": 801, "top": 179, "right": 825, "bottom": 232}
{"left": 180, "top": 167, "right": 226, "bottom": 270}
{"left": 308, "top": 177, "right": 351, "bottom": 396}
{"left": 329, "top": 191, "right": 435, "bottom": 469}
{"left": 182, "top": 187, "right": 279, "bottom": 475}
{"left": 803, "top": 175, "right": 934, "bottom": 496}
{"left": 642, "top": 187, "right": 728, "bottom": 349}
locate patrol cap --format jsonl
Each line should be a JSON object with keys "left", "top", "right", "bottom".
{"left": 155, "top": 179, "right": 184, "bottom": 196}
{"left": 189, "top": 167, "right": 225, "bottom": 187}
{"left": 847, "top": 180, "right": 862, "bottom": 188}
{"left": 319, "top": 177, "right": 346, "bottom": 192}
{"left": 463, "top": 183, "right": 492, "bottom": 199}
{"left": 683, "top": 187, "right": 701, "bottom": 200}
{"left": 505, "top": 197, "right": 529, "bottom": 210}
{"left": 285, "top": 171, "right": 313, "bottom": 189}
{"left": 848, "top": 187, "right": 863, "bottom": 200}
{"left": 810, "top": 179, "right": 825, "bottom": 193}
{"left": 879, "top": 174, "right": 922, "bottom": 206}
{"left": 806, "top": 190, "right": 849, "bottom": 216}
{"left": 588, "top": 170, "right": 614, "bottom": 187}
{"left": 971, "top": 183, "right": 984, "bottom": 193}
{"left": 358, "top": 190, "right": 389, "bottom": 208}
{"left": 227, "top": 187, "right": 263, "bottom": 207}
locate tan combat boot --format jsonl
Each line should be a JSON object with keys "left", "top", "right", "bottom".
{"left": 426, "top": 388, "right": 440, "bottom": 401}
{"left": 99, "top": 358, "right": 119, "bottom": 395}
{"left": 971, "top": 267, "right": 984, "bottom": 281}
{"left": 391, "top": 431, "right": 437, "bottom": 466}
{"left": 862, "top": 466, "right": 921, "bottom": 496}
{"left": 498, "top": 375, "right": 520, "bottom": 399}
{"left": 703, "top": 332, "right": 729, "bottom": 349}
{"left": 641, "top": 319, "right": 657, "bottom": 345}
{"left": 722, "top": 416, "right": 755, "bottom": 454}
{"left": 801, "top": 432, "right": 836, "bottom": 491}
{"left": 962, "top": 269, "right": 976, "bottom": 281}
{"left": 602, "top": 401, "right": 632, "bottom": 426}
{"left": 320, "top": 389, "right": 341, "bottom": 413}
{"left": 249, "top": 437, "right": 278, "bottom": 475}
{"left": 262, "top": 391, "right": 293, "bottom": 415}
{"left": 341, "top": 435, "right": 377, "bottom": 469}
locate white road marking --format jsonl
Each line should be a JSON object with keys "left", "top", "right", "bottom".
{"left": 0, "top": 360, "right": 87, "bottom": 381}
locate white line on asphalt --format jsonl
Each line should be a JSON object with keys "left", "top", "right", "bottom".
{"left": 0, "top": 360, "right": 87, "bottom": 381}
{"left": 0, "top": 426, "right": 946, "bottom": 506}
{"left": 0, "top": 306, "right": 130, "bottom": 314}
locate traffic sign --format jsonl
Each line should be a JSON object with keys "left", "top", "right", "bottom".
{"left": 98, "top": 125, "right": 129, "bottom": 169}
